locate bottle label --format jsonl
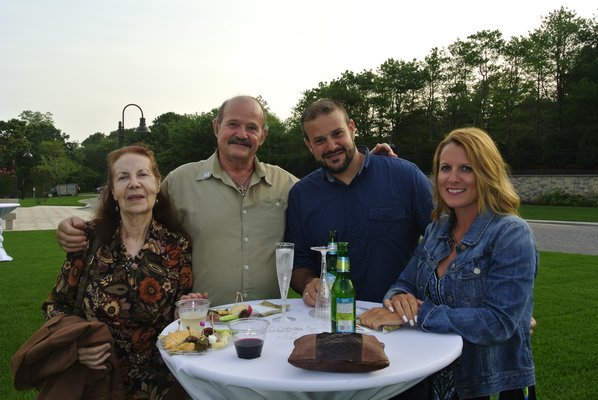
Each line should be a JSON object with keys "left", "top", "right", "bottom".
{"left": 335, "top": 297, "right": 355, "bottom": 333}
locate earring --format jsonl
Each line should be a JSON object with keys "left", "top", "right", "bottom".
{"left": 115, "top": 204, "right": 119, "bottom": 212}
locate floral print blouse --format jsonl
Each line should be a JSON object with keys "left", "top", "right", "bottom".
{"left": 43, "top": 220, "right": 192, "bottom": 400}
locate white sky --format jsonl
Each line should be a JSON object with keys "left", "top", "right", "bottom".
{"left": 1, "top": 0, "right": 596, "bottom": 143}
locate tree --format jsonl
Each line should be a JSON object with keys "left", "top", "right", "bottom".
{"left": 533, "top": 7, "right": 587, "bottom": 138}
{"left": 33, "top": 141, "right": 79, "bottom": 191}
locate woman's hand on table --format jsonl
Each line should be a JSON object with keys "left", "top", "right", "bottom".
{"left": 357, "top": 307, "right": 403, "bottom": 331}
{"left": 385, "top": 293, "right": 423, "bottom": 327}
{"left": 78, "top": 342, "right": 111, "bottom": 370}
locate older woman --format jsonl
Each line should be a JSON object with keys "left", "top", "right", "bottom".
{"left": 359, "top": 128, "right": 538, "bottom": 399}
{"left": 43, "top": 144, "right": 193, "bottom": 399}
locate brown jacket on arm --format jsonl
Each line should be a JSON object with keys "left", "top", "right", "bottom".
{"left": 10, "top": 313, "right": 125, "bottom": 400}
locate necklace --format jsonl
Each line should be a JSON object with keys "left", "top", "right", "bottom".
{"left": 232, "top": 174, "right": 252, "bottom": 196}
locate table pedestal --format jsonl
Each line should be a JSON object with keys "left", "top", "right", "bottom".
{"left": 0, "top": 203, "right": 20, "bottom": 262}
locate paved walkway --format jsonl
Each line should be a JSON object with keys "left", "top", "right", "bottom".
{"left": 5, "top": 205, "right": 95, "bottom": 231}
{"left": 2, "top": 205, "right": 597, "bottom": 256}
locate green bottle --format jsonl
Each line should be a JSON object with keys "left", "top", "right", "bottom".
{"left": 331, "top": 242, "right": 356, "bottom": 333}
{"left": 326, "top": 230, "right": 337, "bottom": 284}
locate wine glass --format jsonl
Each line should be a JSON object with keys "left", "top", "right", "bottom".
{"left": 311, "top": 246, "right": 331, "bottom": 325}
{"left": 273, "top": 242, "right": 295, "bottom": 322}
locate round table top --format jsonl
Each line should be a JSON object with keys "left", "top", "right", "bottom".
{"left": 0, "top": 203, "right": 19, "bottom": 218}
{"left": 158, "top": 298, "right": 462, "bottom": 399}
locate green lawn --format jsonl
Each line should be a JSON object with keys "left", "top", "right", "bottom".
{"left": 14, "top": 194, "right": 97, "bottom": 207}
{"left": 519, "top": 204, "right": 598, "bottom": 222}
{"left": 1, "top": 230, "right": 596, "bottom": 399}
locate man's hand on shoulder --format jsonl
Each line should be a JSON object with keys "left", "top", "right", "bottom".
{"left": 371, "top": 143, "right": 398, "bottom": 157}
{"left": 56, "top": 216, "right": 88, "bottom": 253}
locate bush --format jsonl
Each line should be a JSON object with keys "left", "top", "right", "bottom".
{"left": 532, "top": 191, "right": 598, "bottom": 207}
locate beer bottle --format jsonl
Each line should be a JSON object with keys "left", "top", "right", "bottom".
{"left": 331, "top": 242, "right": 356, "bottom": 333}
{"left": 326, "top": 230, "right": 337, "bottom": 284}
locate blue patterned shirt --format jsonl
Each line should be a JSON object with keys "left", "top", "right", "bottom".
{"left": 285, "top": 147, "right": 433, "bottom": 302}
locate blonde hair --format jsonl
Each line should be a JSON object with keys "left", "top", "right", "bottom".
{"left": 431, "top": 127, "right": 520, "bottom": 220}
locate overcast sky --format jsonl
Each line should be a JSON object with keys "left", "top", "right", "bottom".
{"left": 1, "top": 1, "right": 595, "bottom": 143}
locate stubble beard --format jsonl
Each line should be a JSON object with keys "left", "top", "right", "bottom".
{"left": 321, "top": 144, "right": 356, "bottom": 174}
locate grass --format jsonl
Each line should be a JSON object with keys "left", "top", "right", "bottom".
{"left": 519, "top": 204, "right": 598, "bottom": 222}
{"left": 1, "top": 230, "right": 597, "bottom": 399}
{"left": 14, "top": 194, "right": 97, "bottom": 208}
{"left": 0, "top": 231, "right": 64, "bottom": 400}
{"left": 531, "top": 252, "right": 598, "bottom": 399}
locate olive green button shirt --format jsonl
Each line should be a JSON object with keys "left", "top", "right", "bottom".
{"left": 161, "top": 151, "right": 298, "bottom": 306}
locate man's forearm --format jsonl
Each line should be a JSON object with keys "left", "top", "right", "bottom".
{"left": 291, "top": 267, "right": 318, "bottom": 294}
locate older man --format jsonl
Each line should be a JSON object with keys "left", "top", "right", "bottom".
{"left": 57, "top": 96, "right": 298, "bottom": 306}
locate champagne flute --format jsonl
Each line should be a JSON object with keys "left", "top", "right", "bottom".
{"left": 311, "top": 246, "right": 331, "bottom": 325}
{"left": 273, "top": 242, "right": 295, "bottom": 322}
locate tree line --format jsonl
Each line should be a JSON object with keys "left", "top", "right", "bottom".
{"left": 1, "top": 7, "right": 596, "bottom": 198}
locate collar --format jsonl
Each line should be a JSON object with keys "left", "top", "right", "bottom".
{"left": 323, "top": 145, "right": 370, "bottom": 183}
{"left": 112, "top": 219, "right": 164, "bottom": 256}
{"left": 195, "top": 151, "right": 271, "bottom": 186}
{"left": 439, "top": 209, "right": 496, "bottom": 246}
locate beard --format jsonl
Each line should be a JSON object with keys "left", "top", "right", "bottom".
{"left": 319, "top": 144, "right": 356, "bottom": 174}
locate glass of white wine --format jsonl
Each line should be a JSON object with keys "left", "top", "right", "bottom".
{"left": 176, "top": 298, "right": 210, "bottom": 331}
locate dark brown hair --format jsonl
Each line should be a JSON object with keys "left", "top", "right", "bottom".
{"left": 93, "top": 144, "right": 187, "bottom": 244}
{"left": 300, "top": 99, "right": 350, "bottom": 138}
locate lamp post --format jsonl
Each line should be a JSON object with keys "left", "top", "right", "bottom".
{"left": 118, "top": 103, "right": 151, "bottom": 147}
{"left": 17, "top": 148, "right": 33, "bottom": 199}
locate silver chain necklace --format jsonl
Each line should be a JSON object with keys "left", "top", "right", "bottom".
{"left": 232, "top": 174, "right": 252, "bottom": 196}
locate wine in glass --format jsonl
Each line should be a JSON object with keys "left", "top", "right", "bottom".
{"left": 273, "top": 242, "right": 295, "bottom": 322}
{"left": 311, "top": 246, "right": 331, "bottom": 325}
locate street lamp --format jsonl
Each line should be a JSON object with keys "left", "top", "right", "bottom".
{"left": 118, "top": 103, "right": 151, "bottom": 147}
{"left": 17, "top": 148, "right": 33, "bottom": 199}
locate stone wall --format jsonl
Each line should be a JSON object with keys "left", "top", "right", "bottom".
{"left": 510, "top": 175, "right": 598, "bottom": 203}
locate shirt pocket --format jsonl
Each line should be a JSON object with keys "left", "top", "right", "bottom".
{"left": 366, "top": 207, "right": 411, "bottom": 240}
{"left": 457, "top": 258, "right": 488, "bottom": 306}
{"left": 368, "top": 207, "right": 406, "bottom": 221}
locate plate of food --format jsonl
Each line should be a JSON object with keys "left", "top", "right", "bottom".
{"left": 158, "top": 326, "right": 232, "bottom": 355}
{"left": 208, "top": 300, "right": 283, "bottom": 322}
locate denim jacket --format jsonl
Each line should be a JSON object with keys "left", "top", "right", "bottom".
{"left": 385, "top": 210, "right": 538, "bottom": 398}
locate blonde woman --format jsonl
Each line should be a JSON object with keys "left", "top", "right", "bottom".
{"left": 360, "top": 128, "right": 538, "bottom": 399}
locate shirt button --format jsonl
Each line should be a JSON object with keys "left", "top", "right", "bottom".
{"left": 242, "top": 209, "right": 247, "bottom": 214}
{"left": 244, "top": 237, "right": 249, "bottom": 242}
{"left": 275, "top": 201, "right": 281, "bottom": 207}
{"left": 244, "top": 265, "right": 249, "bottom": 270}
{"left": 451, "top": 263, "right": 456, "bottom": 270}
{"left": 473, "top": 267, "right": 481, "bottom": 274}
{"left": 459, "top": 244, "right": 466, "bottom": 251}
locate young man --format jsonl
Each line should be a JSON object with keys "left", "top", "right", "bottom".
{"left": 287, "top": 99, "right": 433, "bottom": 305}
